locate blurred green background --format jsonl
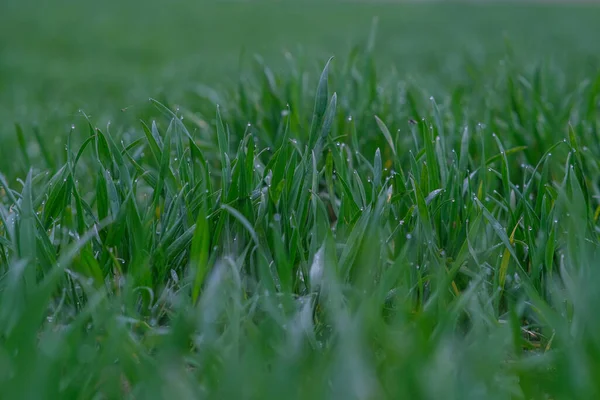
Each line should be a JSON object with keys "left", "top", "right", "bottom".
{"left": 3, "top": 2, "right": 600, "bottom": 398}
{"left": 1, "top": 0, "right": 599, "bottom": 156}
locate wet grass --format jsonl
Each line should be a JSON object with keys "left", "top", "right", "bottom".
{"left": 2, "top": 1, "right": 600, "bottom": 398}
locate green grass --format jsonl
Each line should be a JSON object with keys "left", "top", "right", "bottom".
{"left": 3, "top": 1, "right": 600, "bottom": 398}
{"left": 2, "top": 0, "right": 600, "bottom": 166}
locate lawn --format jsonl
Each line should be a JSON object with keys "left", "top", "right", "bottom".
{"left": 2, "top": 1, "right": 599, "bottom": 145}
{"left": 2, "top": 0, "right": 600, "bottom": 398}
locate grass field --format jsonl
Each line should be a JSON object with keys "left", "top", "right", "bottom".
{"left": 2, "top": 0, "right": 600, "bottom": 398}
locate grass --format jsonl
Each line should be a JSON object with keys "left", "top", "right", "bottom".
{"left": 2, "top": 1, "right": 600, "bottom": 160}
{"left": 3, "top": 1, "right": 600, "bottom": 398}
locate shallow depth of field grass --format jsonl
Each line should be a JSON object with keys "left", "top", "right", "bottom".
{"left": 2, "top": 0, "right": 600, "bottom": 172}
{"left": 3, "top": 1, "right": 600, "bottom": 399}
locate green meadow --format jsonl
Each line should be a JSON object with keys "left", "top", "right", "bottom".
{"left": 1, "top": 1, "right": 600, "bottom": 398}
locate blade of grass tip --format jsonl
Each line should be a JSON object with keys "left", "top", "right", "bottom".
{"left": 221, "top": 204, "right": 259, "bottom": 247}
{"left": 544, "top": 220, "right": 557, "bottom": 277}
{"left": 271, "top": 219, "right": 292, "bottom": 293}
{"left": 366, "top": 16, "right": 379, "bottom": 54}
{"left": 95, "top": 165, "right": 109, "bottom": 223}
{"left": 121, "top": 130, "right": 149, "bottom": 157}
{"left": 309, "top": 150, "right": 322, "bottom": 261}
{"left": 568, "top": 123, "right": 590, "bottom": 205}
{"left": 430, "top": 96, "right": 447, "bottom": 156}
{"left": 71, "top": 178, "right": 87, "bottom": 236}
{"left": 165, "top": 223, "right": 196, "bottom": 264}
{"left": 339, "top": 208, "right": 371, "bottom": 278}
{"left": 421, "top": 120, "right": 440, "bottom": 190}
{"left": 365, "top": 44, "right": 378, "bottom": 105}
{"left": 314, "top": 92, "right": 337, "bottom": 160}
{"left": 491, "top": 132, "right": 511, "bottom": 201}
{"left": 499, "top": 218, "right": 521, "bottom": 290}
{"left": 141, "top": 120, "right": 163, "bottom": 165}
{"left": 92, "top": 126, "right": 113, "bottom": 169}
{"left": 411, "top": 177, "right": 433, "bottom": 242}
{"left": 223, "top": 152, "right": 232, "bottom": 199}
{"left": 41, "top": 217, "right": 113, "bottom": 288}
{"left": 348, "top": 115, "right": 359, "bottom": 151}
{"left": 473, "top": 196, "right": 528, "bottom": 278}
{"left": 216, "top": 106, "right": 230, "bottom": 187}
{"left": 152, "top": 121, "right": 173, "bottom": 212}
{"left": 124, "top": 193, "right": 150, "bottom": 285}
{"left": 321, "top": 92, "right": 337, "bottom": 141}
{"left": 73, "top": 135, "right": 96, "bottom": 169}
{"left": 484, "top": 146, "right": 528, "bottom": 166}
{"left": 311, "top": 150, "right": 318, "bottom": 225}
{"left": 435, "top": 135, "right": 447, "bottom": 187}
{"left": 105, "top": 167, "right": 121, "bottom": 219}
{"left": 374, "top": 116, "right": 396, "bottom": 156}
{"left": 337, "top": 173, "right": 361, "bottom": 216}
{"left": 325, "top": 151, "right": 338, "bottom": 216}
{"left": 0, "top": 173, "right": 19, "bottom": 206}
{"left": 459, "top": 125, "right": 470, "bottom": 173}
{"left": 373, "top": 148, "right": 382, "bottom": 189}
{"left": 353, "top": 169, "right": 367, "bottom": 210}
{"left": 150, "top": 98, "right": 203, "bottom": 151}
{"left": 42, "top": 168, "right": 71, "bottom": 228}
{"left": 17, "top": 170, "right": 36, "bottom": 287}
{"left": 308, "top": 57, "right": 334, "bottom": 149}
{"left": 475, "top": 122, "right": 488, "bottom": 193}
{"left": 66, "top": 123, "right": 75, "bottom": 166}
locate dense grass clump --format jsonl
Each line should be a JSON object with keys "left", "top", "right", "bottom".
{"left": 2, "top": 37, "right": 600, "bottom": 398}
